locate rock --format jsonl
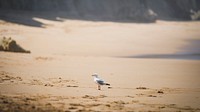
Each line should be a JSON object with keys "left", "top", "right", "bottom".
{"left": 148, "top": 95, "right": 157, "bottom": 97}
{"left": 191, "top": 10, "right": 200, "bottom": 20}
{"left": 144, "top": 9, "right": 157, "bottom": 22}
{"left": 0, "top": 37, "right": 31, "bottom": 53}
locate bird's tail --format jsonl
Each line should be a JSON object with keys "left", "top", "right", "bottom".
{"left": 104, "top": 83, "right": 110, "bottom": 86}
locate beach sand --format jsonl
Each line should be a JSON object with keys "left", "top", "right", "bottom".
{"left": 0, "top": 13, "right": 200, "bottom": 111}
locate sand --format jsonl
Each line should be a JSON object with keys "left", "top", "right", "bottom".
{"left": 0, "top": 13, "right": 200, "bottom": 111}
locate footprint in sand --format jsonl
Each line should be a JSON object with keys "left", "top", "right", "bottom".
{"left": 47, "top": 77, "right": 79, "bottom": 88}
{"left": 25, "top": 77, "right": 79, "bottom": 88}
{"left": 82, "top": 95, "right": 107, "bottom": 99}
{"left": 126, "top": 95, "right": 134, "bottom": 98}
{"left": 35, "top": 56, "right": 53, "bottom": 61}
{"left": 136, "top": 86, "right": 149, "bottom": 90}
{"left": 0, "top": 71, "right": 23, "bottom": 83}
{"left": 0, "top": 94, "right": 63, "bottom": 112}
{"left": 157, "top": 90, "right": 164, "bottom": 94}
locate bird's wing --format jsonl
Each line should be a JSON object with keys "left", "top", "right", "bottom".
{"left": 96, "top": 78, "right": 105, "bottom": 85}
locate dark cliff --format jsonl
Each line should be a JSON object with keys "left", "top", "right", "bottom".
{"left": 0, "top": 0, "right": 199, "bottom": 23}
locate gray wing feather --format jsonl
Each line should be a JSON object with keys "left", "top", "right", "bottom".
{"left": 96, "top": 79, "right": 105, "bottom": 85}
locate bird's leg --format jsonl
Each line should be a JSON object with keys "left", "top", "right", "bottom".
{"left": 98, "top": 85, "right": 101, "bottom": 90}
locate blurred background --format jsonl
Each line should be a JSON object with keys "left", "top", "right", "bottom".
{"left": 0, "top": 0, "right": 200, "bottom": 27}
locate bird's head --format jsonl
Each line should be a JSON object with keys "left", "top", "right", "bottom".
{"left": 92, "top": 73, "right": 98, "bottom": 78}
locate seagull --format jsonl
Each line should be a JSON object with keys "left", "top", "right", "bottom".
{"left": 92, "top": 73, "right": 110, "bottom": 90}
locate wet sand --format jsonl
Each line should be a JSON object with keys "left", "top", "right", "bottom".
{"left": 0, "top": 13, "right": 200, "bottom": 111}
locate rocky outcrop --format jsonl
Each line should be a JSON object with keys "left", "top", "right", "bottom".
{"left": 0, "top": 37, "right": 30, "bottom": 53}
{"left": 0, "top": 0, "right": 199, "bottom": 22}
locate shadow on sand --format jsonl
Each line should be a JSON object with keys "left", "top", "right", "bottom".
{"left": 0, "top": 10, "right": 66, "bottom": 27}
{"left": 121, "top": 39, "right": 200, "bottom": 60}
